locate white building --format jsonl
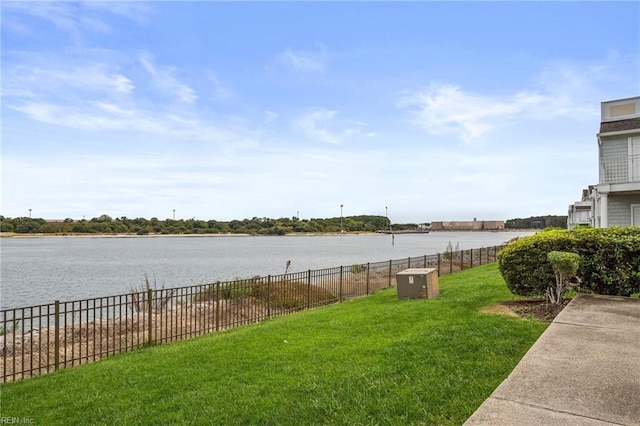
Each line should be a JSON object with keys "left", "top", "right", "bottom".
{"left": 584, "top": 96, "right": 640, "bottom": 228}
{"left": 568, "top": 187, "right": 594, "bottom": 229}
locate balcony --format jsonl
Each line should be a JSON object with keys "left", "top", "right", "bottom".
{"left": 600, "top": 154, "right": 640, "bottom": 184}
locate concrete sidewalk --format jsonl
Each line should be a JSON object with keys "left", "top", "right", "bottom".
{"left": 465, "top": 294, "right": 640, "bottom": 425}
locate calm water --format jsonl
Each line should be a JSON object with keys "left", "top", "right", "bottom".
{"left": 0, "top": 232, "right": 533, "bottom": 309}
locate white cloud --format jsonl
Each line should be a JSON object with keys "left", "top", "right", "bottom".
{"left": 399, "top": 80, "right": 599, "bottom": 144}
{"left": 534, "top": 56, "right": 637, "bottom": 113}
{"left": 205, "top": 71, "right": 235, "bottom": 101}
{"left": 3, "top": 61, "right": 134, "bottom": 98}
{"left": 111, "top": 74, "right": 136, "bottom": 95}
{"left": 269, "top": 45, "right": 327, "bottom": 73}
{"left": 3, "top": 2, "right": 80, "bottom": 36}
{"left": 140, "top": 55, "right": 197, "bottom": 104}
{"left": 6, "top": 99, "right": 259, "bottom": 152}
{"left": 264, "top": 110, "right": 279, "bottom": 123}
{"left": 296, "top": 108, "right": 375, "bottom": 145}
{"left": 1, "top": 1, "right": 150, "bottom": 38}
{"left": 93, "top": 101, "right": 136, "bottom": 116}
{"left": 399, "top": 83, "right": 533, "bottom": 143}
{"left": 83, "top": 2, "right": 151, "bottom": 24}
{"left": 1, "top": 53, "right": 260, "bottom": 154}
{"left": 297, "top": 108, "right": 341, "bottom": 144}
{"left": 8, "top": 102, "right": 116, "bottom": 129}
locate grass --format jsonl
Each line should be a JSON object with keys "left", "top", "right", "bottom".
{"left": 0, "top": 264, "right": 548, "bottom": 425}
{"left": 191, "top": 276, "right": 336, "bottom": 310}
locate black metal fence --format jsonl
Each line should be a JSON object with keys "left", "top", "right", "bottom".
{"left": 1, "top": 244, "right": 506, "bottom": 382}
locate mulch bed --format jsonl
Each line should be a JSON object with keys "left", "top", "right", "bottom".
{"left": 500, "top": 298, "right": 571, "bottom": 322}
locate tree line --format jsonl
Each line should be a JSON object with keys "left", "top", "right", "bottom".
{"left": 0, "top": 215, "right": 416, "bottom": 235}
{"left": 505, "top": 215, "right": 567, "bottom": 229}
{"left": 0, "top": 214, "right": 567, "bottom": 235}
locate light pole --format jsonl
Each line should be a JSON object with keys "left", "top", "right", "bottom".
{"left": 386, "top": 206, "right": 394, "bottom": 245}
{"left": 340, "top": 204, "right": 344, "bottom": 233}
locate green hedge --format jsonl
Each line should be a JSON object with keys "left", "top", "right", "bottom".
{"left": 498, "top": 227, "right": 640, "bottom": 297}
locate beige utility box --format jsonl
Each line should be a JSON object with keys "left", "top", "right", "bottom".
{"left": 396, "top": 268, "right": 439, "bottom": 299}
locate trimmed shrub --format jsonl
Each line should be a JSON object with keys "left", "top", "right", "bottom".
{"left": 546, "top": 251, "right": 580, "bottom": 304}
{"left": 498, "top": 227, "right": 640, "bottom": 297}
{"left": 497, "top": 229, "right": 578, "bottom": 296}
{"left": 572, "top": 227, "right": 640, "bottom": 296}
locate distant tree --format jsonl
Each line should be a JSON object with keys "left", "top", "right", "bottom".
{"left": 0, "top": 216, "right": 15, "bottom": 233}
{"left": 92, "top": 214, "right": 113, "bottom": 223}
{"left": 72, "top": 221, "right": 90, "bottom": 233}
{"left": 14, "top": 218, "right": 46, "bottom": 233}
{"left": 505, "top": 215, "right": 568, "bottom": 229}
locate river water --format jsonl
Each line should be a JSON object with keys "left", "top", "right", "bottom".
{"left": 0, "top": 231, "right": 533, "bottom": 309}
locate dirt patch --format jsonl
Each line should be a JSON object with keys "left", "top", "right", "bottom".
{"left": 485, "top": 298, "right": 571, "bottom": 322}
{"left": 479, "top": 304, "right": 520, "bottom": 318}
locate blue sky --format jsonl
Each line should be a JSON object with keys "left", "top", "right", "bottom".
{"left": 2, "top": 1, "right": 639, "bottom": 223}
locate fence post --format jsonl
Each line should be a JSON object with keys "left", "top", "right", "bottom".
{"left": 307, "top": 270, "right": 311, "bottom": 309}
{"left": 460, "top": 249, "right": 464, "bottom": 271}
{"left": 407, "top": 256, "right": 411, "bottom": 268}
{"left": 449, "top": 251, "right": 453, "bottom": 274}
{"left": 388, "top": 260, "right": 392, "bottom": 287}
{"left": 437, "top": 253, "right": 441, "bottom": 276}
{"left": 267, "top": 275, "right": 271, "bottom": 318}
{"left": 54, "top": 300, "right": 60, "bottom": 372}
{"left": 215, "top": 281, "right": 221, "bottom": 332}
{"left": 339, "top": 266, "right": 343, "bottom": 301}
{"left": 366, "top": 263, "right": 370, "bottom": 295}
{"left": 147, "top": 288, "right": 153, "bottom": 347}
{"left": 423, "top": 255, "right": 427, "bottom": 268}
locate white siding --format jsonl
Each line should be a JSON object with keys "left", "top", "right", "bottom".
{"left": 608, "top": 194, "right": 640, "bottom": 226}
{"left": 601, "top": 138, "right": 629, "bottom": 157}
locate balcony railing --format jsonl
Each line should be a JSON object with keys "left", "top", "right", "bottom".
{"left": 600, "top": 154, "right": 640, "bottom": 184}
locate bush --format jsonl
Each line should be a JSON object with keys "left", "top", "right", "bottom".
{"left": 573, "top": 227, "right": 640, "bottom": 296}
{"left": 546, "top": 251, "right": 580, "bottom": 304}
{"left": 498, "top": 227, "right": 640, "bottom": 297}
{"left": 0, "top": 220, "right": 14, "bottom": 233}
{"left": 497, "top": 230, "right": 578, "bottom": 296}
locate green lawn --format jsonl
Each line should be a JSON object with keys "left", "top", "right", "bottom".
{"left": 0, "top": 264, "right": 548, "bottom": 425}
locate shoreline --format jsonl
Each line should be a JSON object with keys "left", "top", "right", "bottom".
{"left": 0, "top": 232, "right": 380, "bottom": 238}
{"left": 0, "top": 229, "right": 535, "bottom": 239}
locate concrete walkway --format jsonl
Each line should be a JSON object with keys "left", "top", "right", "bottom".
{"left": 465, "top": 294, "right": 640, "bottom": 426}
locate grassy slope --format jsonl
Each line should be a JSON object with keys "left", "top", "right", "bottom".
{"left": 0, "top": 264, "right": 548, "bottom": 425}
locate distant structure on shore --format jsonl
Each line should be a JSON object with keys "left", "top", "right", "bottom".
{"left": 430, "top": 220, "right": 505, "bottom": 231}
